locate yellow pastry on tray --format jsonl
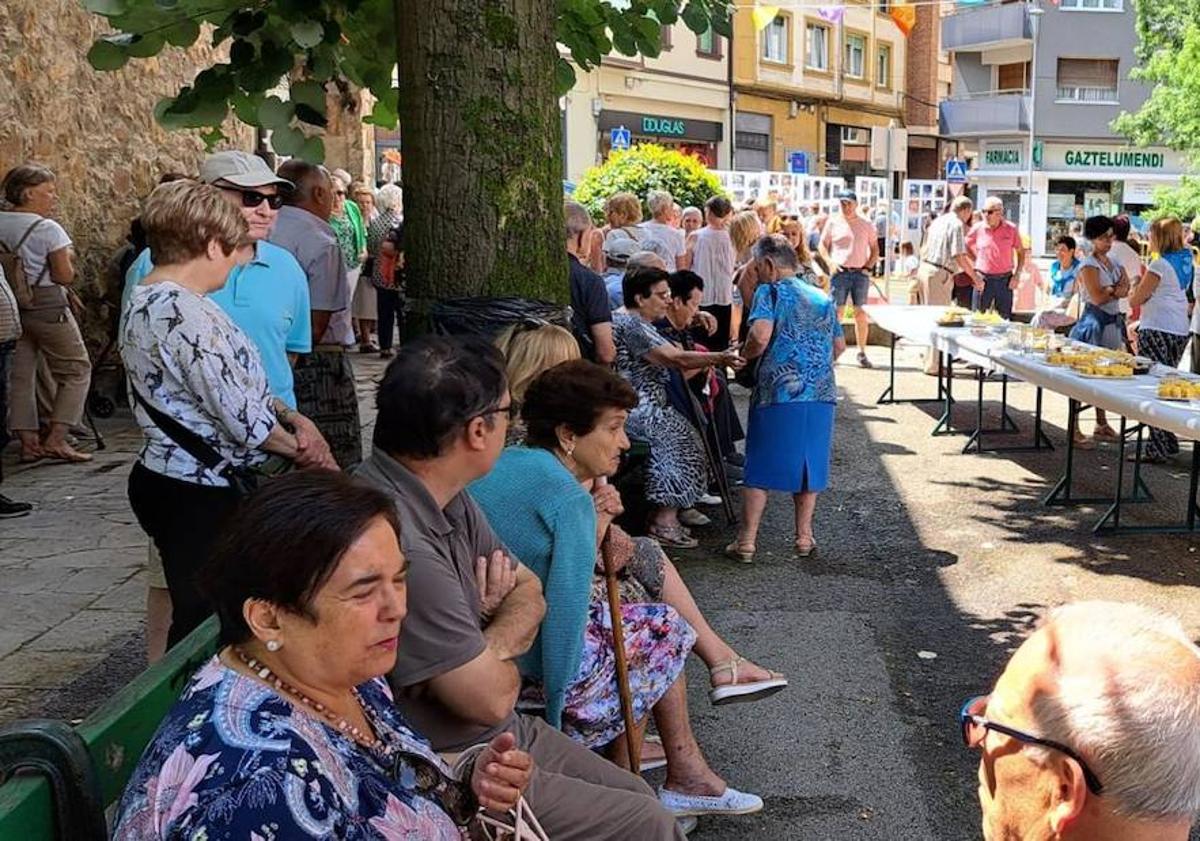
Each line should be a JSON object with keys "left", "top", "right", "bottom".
{"left": 1158, "top": 379, "right": 1200, "bottom": 399}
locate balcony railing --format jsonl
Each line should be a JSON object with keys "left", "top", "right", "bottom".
{"left": 939, "top": 91, "right": 1031, "bottom": 136}
{"left": 942, "top": 1, "right": 1032, "bottom": 51}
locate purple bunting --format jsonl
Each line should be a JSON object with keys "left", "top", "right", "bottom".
{"left": 817, "top": 5, "right": 845, "bottom": 23}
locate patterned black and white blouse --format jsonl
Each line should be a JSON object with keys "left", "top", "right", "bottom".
{"left": 120, "top": 281, "right": 276, "bottom": 486}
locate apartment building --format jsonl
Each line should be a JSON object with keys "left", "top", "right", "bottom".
{"left": 730, "top": 2, "right": 907, "bottom": 178}
{"left": 561, "top": 19, "right": 731, "bottom": 183}
{"left": 940, "top": 0, "right": 1183, "bottom": 254}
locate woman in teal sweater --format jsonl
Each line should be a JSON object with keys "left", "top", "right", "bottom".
{"left": 471, "top": 360, "right": 764, "bottom": 819}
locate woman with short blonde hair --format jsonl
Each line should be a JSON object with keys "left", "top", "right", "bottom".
{"left": 1129, "top": 215, "right": 1191, "bottom": 462}
{"left": 495, "top": 322, "right": 581, "bottom": 444}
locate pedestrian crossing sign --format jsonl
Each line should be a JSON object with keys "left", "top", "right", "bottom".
{"left": 610, "top": 126, "right": 632, "bottom": 151}
{"left": 945, "top": 158, "right": 968, "bottom": 183}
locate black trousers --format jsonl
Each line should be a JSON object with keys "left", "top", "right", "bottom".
{"left": 700, "top": 304, "right": 732, "bottom": 351}
{"left": 377, "top": 288, "right": 405, "bottom": 351}
{"left": 0, "top": 340, "right": 12, "bottom": 484}
{"left": 128, "top": 463, "right": 241, "bottom": 648}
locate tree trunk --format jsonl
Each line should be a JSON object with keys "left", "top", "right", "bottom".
{"left": 396, "top": 0, "right": 566, "bottom": 318}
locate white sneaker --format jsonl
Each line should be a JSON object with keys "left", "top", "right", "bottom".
{"left": 696, "top": 493, "right": 722, "bottom": 506}
{"left": 658, "top": 785, "right": 764, "bottom": 817}
{"left": 678, "top": 508, "right": 711, "bottom": 527}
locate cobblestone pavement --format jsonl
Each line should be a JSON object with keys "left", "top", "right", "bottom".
{"left": 0, "top": 356, "right": 386, "bottom": 725}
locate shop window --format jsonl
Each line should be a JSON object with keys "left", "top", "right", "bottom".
{"left": 1060, "top": 0, "right": 1122, "bottom": 9}
{"left": 845, "top": 33, "right": 866, "bottom": 79}
{"left": 697, "top": 26, "right": 721, "bottom": 58}
{"left": 762, "top": 16, "right": 789, "bottom": 64}
{"left": 806, "top": 22, "right": 829, "bottom": 71}
{"left": 1056, "top": 58, "right": 1119, "bottom": 103}
{"left": 735, "top": 112, "right": 772, "bottom": 171}
{"left": 875, "top": 43, "right": 892, "bottom": 88}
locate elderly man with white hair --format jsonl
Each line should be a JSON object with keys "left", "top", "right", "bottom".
{"left": 639, "top": 189, "right": 690, "bottom": 271}
{"left": 967, "top": 196, "right": 1028, "bottom": 318}
{"left": 963, "top": 601, "right": 1200, "bottom": 841}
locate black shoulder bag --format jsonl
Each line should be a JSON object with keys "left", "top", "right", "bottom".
{"left": 734, "top": 282, "right": 779, "bottom": 389}
{"left": 129, "top": 385, "right": 268, "bottom": 498}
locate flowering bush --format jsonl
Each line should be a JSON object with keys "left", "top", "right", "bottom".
{"left": 574, "top": 144, "right": 726, "bottom": 223}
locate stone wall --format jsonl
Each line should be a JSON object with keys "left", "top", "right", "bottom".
{"left": 0, "top": 0, "right": 254, "bottom": 351}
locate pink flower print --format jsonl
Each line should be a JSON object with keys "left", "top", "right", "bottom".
{"left": 189, "top": 658, "right": 226, "bottom": 695}
{"left": 368, "top": 793, "right": 459, "bottom": 840}
{"left": 148, "top": 744, "right": 220, "bottom": 834}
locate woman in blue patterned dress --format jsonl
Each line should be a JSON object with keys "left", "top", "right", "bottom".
{"left": 727, "top": 235, "right": 846, "bottom": 563}
{"left": 112, "top": 472, "right": 533, "bottom": 840}
{"left": 470, "top": 360, "right": 763, "bottom": 820}
{"left": 612, "top": 266, "right": 745, "bottom": 547}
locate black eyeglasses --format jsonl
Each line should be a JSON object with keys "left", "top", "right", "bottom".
{"left": 984, "top": 209, "right": 1002, "bottom": 216}
{"left": 474, "top": 401, "right": 520, "bottom": 422}
{"left": 218, "top": 185, "right": 284, "bottom": 210}
{"left": 959, "top": 695, "right": 1104, "bottom": 795}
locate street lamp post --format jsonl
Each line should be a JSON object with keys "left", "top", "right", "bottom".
{"left": 1026, "top": 1, "right": 1044, "bottom": 252}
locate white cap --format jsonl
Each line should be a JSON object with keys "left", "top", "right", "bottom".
{"left": 200, "top": 151, "right": 293, "bottom": 189}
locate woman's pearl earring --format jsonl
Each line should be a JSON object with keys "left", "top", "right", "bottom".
{"left": 266, "top": 640, "right": 282, "bottom": 652}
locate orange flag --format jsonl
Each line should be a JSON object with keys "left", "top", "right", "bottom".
{"left": 890, "top": 3, "right": 916, "bottom": 36}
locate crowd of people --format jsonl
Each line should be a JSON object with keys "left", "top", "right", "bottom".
{"left": 6, "top": 156, "right": 1200, "bottom": 840}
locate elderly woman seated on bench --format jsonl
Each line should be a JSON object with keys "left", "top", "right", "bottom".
{"left": 112, "top": 472, "right": 532, "bottom": 840}
{"left": 611, "top": 266, "right": 745, "bottom": 547}
{"left": 471, "top": 360, "right": 782, "bottom": 819}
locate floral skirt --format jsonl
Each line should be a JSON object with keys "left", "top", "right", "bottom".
{"left": 560, "top": 599, "right": 696, "bottom": 749}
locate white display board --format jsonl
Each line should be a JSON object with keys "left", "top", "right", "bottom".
{"left": 855, "top": 177, "right": 888, "bottom": 213}
{"left": 713, "top": 170, "right": 847, "bottom": 217}
{"left": 900, "top": 179, "right": 949, "bottom": 246}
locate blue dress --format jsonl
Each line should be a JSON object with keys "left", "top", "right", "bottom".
{"left": 744, "top": 276, "right": 839, "bottom": 493}
{"left": 112, "top": 656, "right": 465, "bottom": 840}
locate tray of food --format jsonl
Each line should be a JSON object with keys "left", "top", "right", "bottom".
{"left": 1073, "top": 362, "right": 1134, "bottom": 378}
{"left": 936, "top": 306, "right": 971, "bottom": 327}
{"left": 1158, "top": 379, "right": 1200, "bottom": 400}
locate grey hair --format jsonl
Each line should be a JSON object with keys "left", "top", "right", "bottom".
{"left": 376, "top": 183, "right": 403, "bottom": 213}
{"left": 750, "top": 234, "right": 799, "bottom": 270}
{"left": 330, "top": 168, "right": 352, "bottom": 189}
{"left": 564, "top": 201, "right": 593, "bottom": 238}
{"left": 681, "top": 206, "right": 702, "bottom": 221}
{"left": 647, "top": 189, "right": 674, "bottom": 219}
{"left": 2, "top": 163, "right": 55, "bottom": 207}
{"left": 627, "top": 250, "right": 667, "bottom": 272}
{"left": 277, "top": 160, "right": 329, "bottom": 205}
{"left": 951, "top": 196, "right": 973, "bottom": 213}
{"left": 1026, "top": 602, "right": 1200, "bottom": 821}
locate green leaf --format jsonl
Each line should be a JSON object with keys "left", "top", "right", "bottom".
{"left": 162, "top": 17, "right": 200, "bottom": 47}
{"left": 200, "top": 127, "right": 226, "bottom": 150}
{"left": 681, "top": 1, "right": 710, "bottom": 35}
{"left": 231, "top": 90, "right": 265, "bottom": 125}
{"left": 289, "top": 79, "right": 327, "bottom": 114}
{"left": 298, "top": 136, "right": 326, "bottom": 163}
{"left": 83, "top": 0, "right": 127, "bottom": 15}
{"left": 363, "top": 94, "right": 399, "bottom": 128}
{"left": 554, "top": 57, "right": 577, "bottom": 96}
{"left": 290, "top": 19, "right": 325, "bottom": 49}
{"left": 124, "top": 32, "right": 165, "bottom": 58}
{"left": 270, "top": 124, "right": 307, "bottom": 157}
{"left": 87, "top": 39, "right": 128, "bottom": 71}
{"left": 258, "top": 95, "right": 295, "bottom": 129}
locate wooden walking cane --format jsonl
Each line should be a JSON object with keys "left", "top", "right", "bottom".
{"left": 601, "top": 529, "right": 641, "bottom": 774}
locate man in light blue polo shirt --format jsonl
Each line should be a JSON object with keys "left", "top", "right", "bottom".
{"left": 123, "top": 152, "right": 314, "bottom": 412}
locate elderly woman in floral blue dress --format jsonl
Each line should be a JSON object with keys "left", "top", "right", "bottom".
{"left": 727, "top": 235, "right": 845, "bottom": 564}
{"left": 112, "top": 472, "right": 533, "bottom": 840}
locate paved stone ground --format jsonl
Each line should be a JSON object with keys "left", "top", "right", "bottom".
{"left": 5, "top": 340, "right": 1200, "bottom": 840}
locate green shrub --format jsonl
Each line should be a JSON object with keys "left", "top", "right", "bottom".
{"left": 1145, "top": 176, "right": 1200, "bottom": 224}
{"left": 573, "top": 144, "right": 726, "bottom": 223}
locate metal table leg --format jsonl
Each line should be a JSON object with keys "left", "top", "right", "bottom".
{"left": 877, "top": 332, "right": 947, "bottom": 406}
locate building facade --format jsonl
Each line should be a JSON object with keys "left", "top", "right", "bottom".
{"left": 940, "top": 0, "right": 1176, "bottom": 254}
{"left": 561, "top": 20, "right": 732, "bottom": 183}
{"left": 731, "top": 2, "right": 908, "bottom": 179}
{"left": 904, "top": 1, "right": 957, "bottom": 179}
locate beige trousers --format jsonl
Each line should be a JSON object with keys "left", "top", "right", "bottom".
{"left": 918, "top": 264, "right": 953, "bottom": 374}
{"left": 10, "top": 309, "right": 91, "bottom": 430}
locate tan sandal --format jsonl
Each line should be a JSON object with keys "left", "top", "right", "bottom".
{"left": 709, "top": 656, "right": 788, "bottom": 706}
{"left": 723, "top": 540, "right": 755, "bottom": 564}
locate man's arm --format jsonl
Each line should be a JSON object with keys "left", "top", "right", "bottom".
{"left": 1011, "top": 243, "right": 1029, "bottom": 290}
{"left": 819, "top": 229, "right": 838, "bottom": 275}
{"left": 482, "top": 565, "right": 544, "bottom": 661}
{"left": 427, "top": 648, "right": 523, "bottom": 728}
{"left": 310, "top": 310, "right": 332, "bottom": 342}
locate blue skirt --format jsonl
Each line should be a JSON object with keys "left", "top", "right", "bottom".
{"left": 744, "top": 402, "right": 835, "bottom": 493}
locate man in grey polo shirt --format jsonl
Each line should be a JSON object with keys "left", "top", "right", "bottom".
{"left": 269, "top": 159, "right": 362, "bottom": 468}
{"left": 356, "top": 335, "right": 683, "bottom": 841}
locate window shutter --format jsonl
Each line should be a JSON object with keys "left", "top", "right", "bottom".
{"left": 1056, "top": 58, "right": 1118, "bottom": 89}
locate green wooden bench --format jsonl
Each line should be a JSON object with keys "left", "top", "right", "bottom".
{"left": 0, "top": 617, "right": 219, "bottom": 839}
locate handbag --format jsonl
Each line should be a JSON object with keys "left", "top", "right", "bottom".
{"left": 734, "top": 282, "right": 779, "bottom": 389}
{"left": 128, "top": 384, "right": 272, "bottom": 497}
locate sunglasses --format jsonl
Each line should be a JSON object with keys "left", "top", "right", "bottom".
{"left": 219, "top": 185, "right": 284, "bottom": 210}
{"left": 959, "top": 695, "right": 1104, "bottom": 795}
{"left": 984, "top": 209, "right": 1002, "bottom": 215}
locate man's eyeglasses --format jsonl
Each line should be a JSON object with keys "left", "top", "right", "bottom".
{"left": 984, "top": 209, "right": 1002, "bottom": 216}
{"left": 218, "top": 186, "right": 284, "bottom": 210}
{"left": 959, "top": 695, "right": 1104, "bottom": 795}
{"left": 475, "top": 401, "right": 520, "bottom": 422}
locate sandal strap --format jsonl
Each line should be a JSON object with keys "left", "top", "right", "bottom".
{"left": 709, "top": 656, "right": 744, "bottom": 682}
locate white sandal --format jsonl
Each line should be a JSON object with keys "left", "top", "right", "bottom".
{"left": 709, "top": 656, "right": 788, "bottom": 706}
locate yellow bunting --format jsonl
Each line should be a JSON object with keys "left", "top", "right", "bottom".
{"left": 752, "top": 5, "right": 781, "bottom": 30}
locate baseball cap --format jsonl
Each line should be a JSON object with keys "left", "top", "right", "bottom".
{"left": 603, "top": 231, "right": 641, "bottom": 263}
{"left": 837, "top": 189, "right": 858, "bottom": 202}
{"left": 200, "top": 151, "right": 294, "bottom": 189}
